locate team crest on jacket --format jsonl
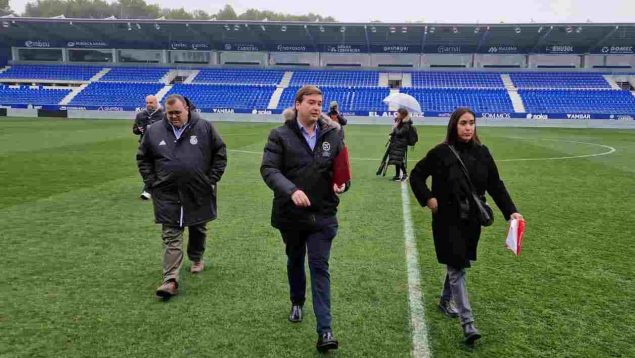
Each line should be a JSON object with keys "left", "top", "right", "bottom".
{"left": 322, "top": 142, "right": 331, "bottom": 152}
{"left": 190, "top": 136, "right": 198, "bottom": 145}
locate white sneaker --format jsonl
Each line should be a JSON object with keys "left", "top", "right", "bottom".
{"left": 140, "top": 191, "right": 151, "bottom": 200}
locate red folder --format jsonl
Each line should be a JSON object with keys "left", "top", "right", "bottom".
{"left": 332, "top": 145, "right": 351, "bottom": 187}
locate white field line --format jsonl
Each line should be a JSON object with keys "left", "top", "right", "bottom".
{"left": 228, "top": 139, "right": 616, "bottom": 163}
{"left": 401, "top": 181, "right": 432, "bottom": 358}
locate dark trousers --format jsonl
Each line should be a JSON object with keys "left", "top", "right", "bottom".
{"left": 395, "top": 163, "right": 406, "bottom": 178}
{"left": 280, "top": 218, "right": 338, "bottom": 335}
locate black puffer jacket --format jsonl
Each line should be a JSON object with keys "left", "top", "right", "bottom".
{"left": 261, "top": 116, "right": 345, "bottom": 229}
{"left": 137, "top": 100, "right": 227, "bottom": 227}
{"left": 387, "top": 119, "right": 412, "bottom": 165}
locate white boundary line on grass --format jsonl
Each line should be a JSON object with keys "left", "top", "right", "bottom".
{"left": 401, "top": 181, "right": 432, "bottom": 358}
{"left": 229, "top": 140, "right": 616, "bottom": 163}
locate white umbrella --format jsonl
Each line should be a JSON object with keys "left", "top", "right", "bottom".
{"left": 382, "top": 93, "right": 422, "bottom": 113}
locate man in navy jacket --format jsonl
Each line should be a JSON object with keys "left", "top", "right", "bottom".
{"left": 261, "top": 86, "right": 347, "bottom": 352}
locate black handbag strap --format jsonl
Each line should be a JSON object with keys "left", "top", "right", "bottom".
{"left": 447, "top": 144, "right": 478, "bottom": 194}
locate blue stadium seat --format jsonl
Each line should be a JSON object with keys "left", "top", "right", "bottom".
{"left": 0, "top": 85, "right": 71, "bottom": 105}
{"left": 410, "top": 72, "right": 504, "bottom": 88}
{"left": 69, "top": 82, "right": 164, "bottom": 107}
{"left": 510, "top": 73, "right": 611, "bottom": 89}
{"left": 519, "top": 89, "right": 635, "bottom": 113}
{"left": 166, "top": 84, "right": 276, "bottom": 109}
{"left": 277, "top": 86, "right": 390, "bottom": 112}
{"left": 399, "top": 88, "right": 514, "bottom": 113}
{"left": 289, "top": 71, "right": 380, "bottom": 87}
{"left": 193, "top": 69, "right": 284, "bottom": 85}
{"left": 100, "top": 67, "right": 169, "bottom": 83}
{"left": 0, "top": 65, "right": 101, "bottom": 81}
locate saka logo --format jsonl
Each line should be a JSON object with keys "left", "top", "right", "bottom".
{"left": 190, "top": 136, "right": 198, "bottom": 145}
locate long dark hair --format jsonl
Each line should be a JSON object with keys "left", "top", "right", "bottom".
{"left": 445, "top": 107, "right": 481, "bottom": 145}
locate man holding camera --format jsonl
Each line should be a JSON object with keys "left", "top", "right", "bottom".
{"left": 133, "top": 95, "right": 164, "bottom": 200}
{"left": 327, "top": 101, "right": 347, "bottom": 127}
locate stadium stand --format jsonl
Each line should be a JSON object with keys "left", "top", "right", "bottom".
{"left": 410, "top": 72, "right": 505, "bottom": 88}
{"left": 510, "top": 73, "right": 611, "bottom": 89}
{"left": 99, "top": 67, "right": 169, "bottom": 83}
{"left": 400, "top": 88, "right": 515, "bottom": 113}
{"left": 166, "top": 84, "right": 276, "bottom": 109}
{"left": 519, "top": 89, "right": 635, "bottom": 114}
{"left": 192, "top": 69, "right": 284, "bottom": 85}
{"left": 69, "top": 82, "right": 164, "bottom": 107}
{"left": 0, "top": 85, "right": 71, "bottom": 105}
{"left": 1, "top": 64, "right": 633, "bottom": 115}
{"left": 0, "top": 65, "right": 101, "bottom": 81}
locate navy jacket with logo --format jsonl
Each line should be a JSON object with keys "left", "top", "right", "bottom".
{"left": 261, "top": 117, "right": 345, "bottom": 229}
{"left": 137, "top": 104, "right": 227, "bottom": 227}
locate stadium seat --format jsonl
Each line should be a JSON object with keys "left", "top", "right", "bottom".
{"left": 289, "top": 71, "right": 381, "bottom": 87}
{"left": 100, "top": 67, "right": 169, "bottom": 83}
{"left": 166, "top": 84, "right": 276, "bottom": 109}
{"left": 0, "top": 85, "right": 71, "bottom": 105}
{"left": 399, "top": 88, "right": 514, "bottom": 113}
{"left": 519, "top": 89, "right": 635, "bottom": 113}
{"left": 510, "top": 73, "right": 611, "bottom": 89}
{"left": 69, "top": 82, "right": 164, "bottom": 107}
{"left": 277, "top": 86, "right": 390, "bottom": 112}
{"left": 410, "top": 72, "right": 504, "bottom": 88}
{"left": 193, "top": 69, "right": 284, "bottom": 85}
{"left": 0, "top": 65, "right": 101, "bottom": 81}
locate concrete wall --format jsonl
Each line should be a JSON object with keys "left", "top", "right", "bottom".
{"left": 606, "top": 55, "right": 635, "bottom": 68}
{"left": 528, "top": 54, "right": 581, "bottom": 68}
{"left": 421, "top": 54, "right": 472, "bottom": 68}
{"left": 319, "top": 53, "right": 370, "bottom": 67}
{"left": 474, "top": 54, "right": 527, "bottom": 68}
{"left": 370, "top": 54, "right": 420, "bottom": 68}
{"left": 269, "top": 52, "right": 319, "bottom": 66}
{"left": 219, "top": 51, "right": 268, "bottom": 65}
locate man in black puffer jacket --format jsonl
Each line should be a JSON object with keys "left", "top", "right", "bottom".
{"left": 137, "top": 94, "right": 227, "bottom": 299}
{"left": 261, "top": 86, "right": 347, "bottom": 353}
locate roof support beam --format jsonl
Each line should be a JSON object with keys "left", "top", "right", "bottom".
{"left": 475, "top": 26, "right": 490, "bottom": 53}
{"left": 530, "top": 25, "right": 553, "bottom": 53}
{"left": 591, "top": 25, "right": 620, "bottom": 51}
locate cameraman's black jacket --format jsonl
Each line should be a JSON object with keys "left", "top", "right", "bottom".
{"left": 133, "top": 108, "right": 164, "bottom": 140}
{"left": 137, "top": 101, "right": 227, "bottom": 227}
{"left": 261, "top": 117, "right": 345, "bottom": 229}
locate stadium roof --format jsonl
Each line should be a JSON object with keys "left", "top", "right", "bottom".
{"left": 1, "top": 17, "right": 634, "bottom": 55}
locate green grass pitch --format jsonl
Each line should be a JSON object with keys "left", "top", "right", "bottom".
{"left": 1, "top": 118, "right": 634, "bottom": 357}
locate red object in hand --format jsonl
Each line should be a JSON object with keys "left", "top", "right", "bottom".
{"left": 332, "top": 145, "right": 351, "bottom": 187}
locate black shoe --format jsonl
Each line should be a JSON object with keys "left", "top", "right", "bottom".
{"left": 401, "top": 174, "right": 408, "bottom": 182}
{"left": 288, "top": 305, "right": 303, "bottom": 323}
{"left": 463, "top": 322, "right": 481, "bottom": 345}
{"left": 316, "top": 331, "right": 338, "bottom": 352}
{"left": 392, "top": 175, "right": 401, "bottom": 181}
{"left": 438, "top": 298, "right": 459, "bottom": 318}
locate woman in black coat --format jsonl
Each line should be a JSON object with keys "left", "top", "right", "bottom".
{"left": 409, "top": 107, "right": 523, "bottom": 345}
{"left": 387, "top": 108, "right": 412, "bottom": 181}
